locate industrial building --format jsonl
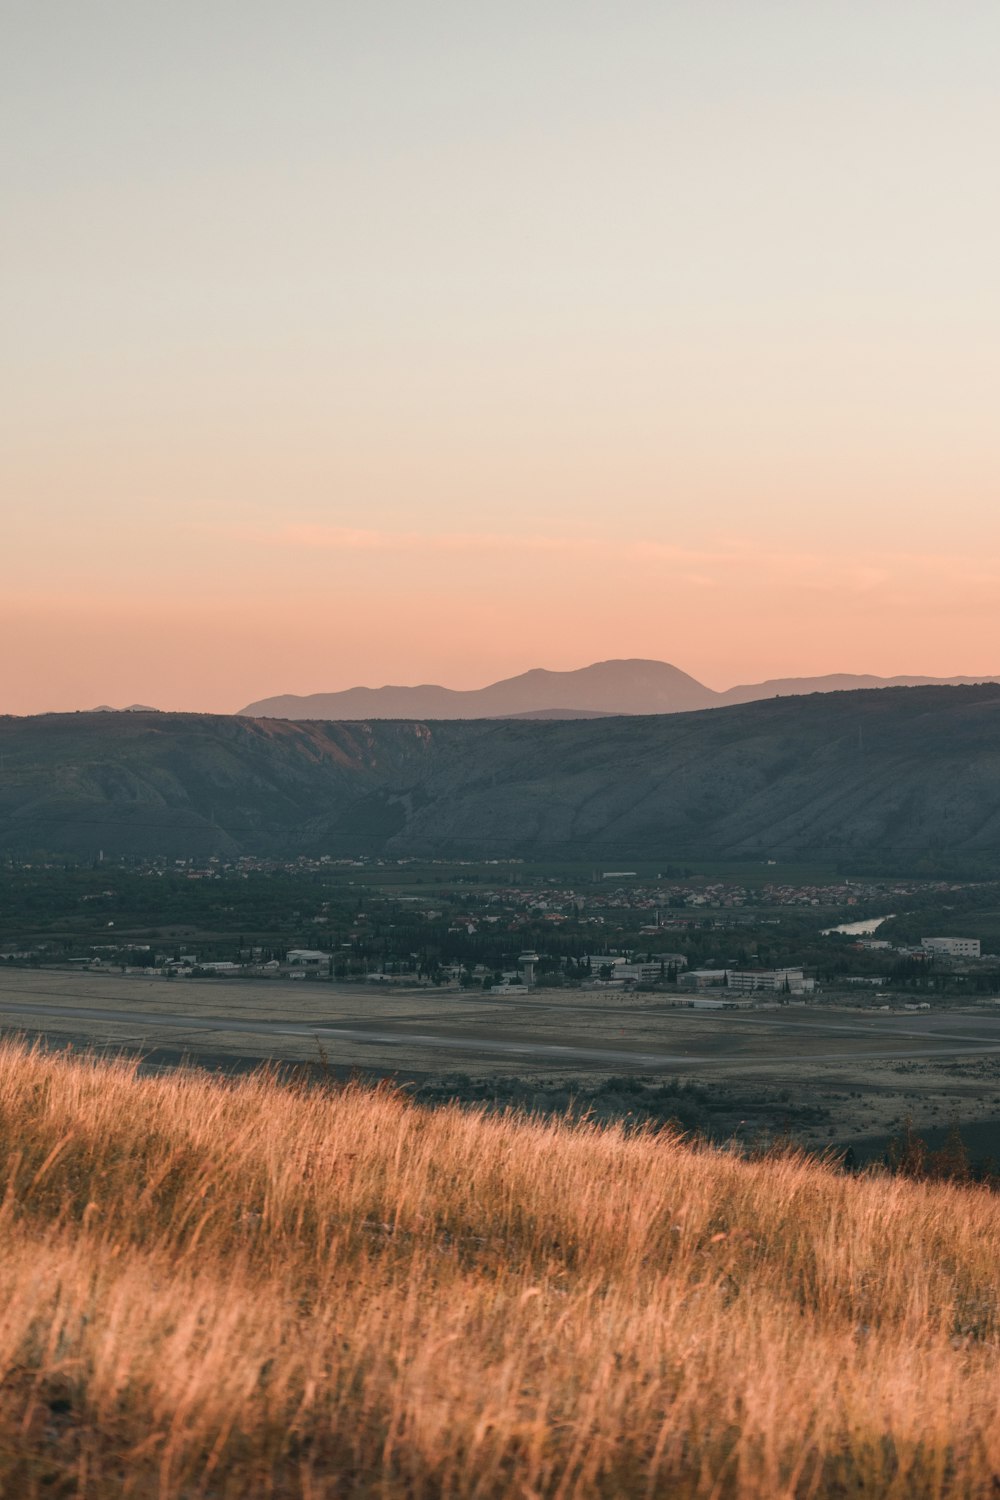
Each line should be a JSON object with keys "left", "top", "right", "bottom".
{"left": 285, "top": 949, "right": 331, "bottom": 968}
{"left": 585, "top": 954, "right": 687, "bottom": 983}
{"left": 678, "top": 967, "right": 814, "bottom": 995}
{"left": 921, "top": 937, "right": 981, "bottom": 959}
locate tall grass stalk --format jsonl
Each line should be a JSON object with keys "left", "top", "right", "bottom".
{"left": 0, "top": 1038, "right": 996, "bottom": 1496}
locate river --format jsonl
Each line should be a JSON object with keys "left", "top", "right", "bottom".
{"left": 821, "top": 915, "right": 895, "bottom": 936}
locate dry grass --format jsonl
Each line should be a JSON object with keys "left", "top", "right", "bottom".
{"left": 0, "top": 1041, "right": 998, "bottom": 1497}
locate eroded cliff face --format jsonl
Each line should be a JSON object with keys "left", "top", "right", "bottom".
{"left": 2, "top": 685, "right": 1000, "bottom": 861}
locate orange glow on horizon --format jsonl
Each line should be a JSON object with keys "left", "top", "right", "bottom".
{"left": 4, "top": 5, "right": 999, "bottom": 715}
{"left": 5, "top": 523, "right": 1000, "bottom": 716}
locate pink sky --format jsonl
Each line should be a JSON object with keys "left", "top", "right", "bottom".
{"left": 4, "top": 4, "right": 999, "bottom": 714}
{"left": 6, "top": 529, "right": 999, "bottom": 713}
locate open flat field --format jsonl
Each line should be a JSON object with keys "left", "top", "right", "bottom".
{"left": 4, "top": 970, "right": 1000, "bottom": 1149}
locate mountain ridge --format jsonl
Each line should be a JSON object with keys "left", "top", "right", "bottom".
{"left": 5, "top": 684, "right": 1000, "bottom": 862}
{"left": 240, "top": 659, "right": 1000, "bottom": 720}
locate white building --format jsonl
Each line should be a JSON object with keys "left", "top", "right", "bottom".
{"left": 921, "top": 937, "right": 981, "bottom": 959}
{"left": 679, "top": 967, "right": 814, "bottom": 995}
{"left": 585, "top": 954, "right": 687, "bottom": 981}
{"left": 286, "top": 949, "right": 331, "bottom": 968}
{"left": 727, "top": 968, "right": 814, "bottom": 995}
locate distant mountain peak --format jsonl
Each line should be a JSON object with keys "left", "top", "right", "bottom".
{"left": 240, "top": 659, "right": 717, "bottom": 720}
{"left": 239, "top": 661, "right": 1000, "bottom": 721}
{"left": 91, "top": 704, "right": 160, "bottom": 713}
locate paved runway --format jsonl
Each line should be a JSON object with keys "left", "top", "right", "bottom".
{"left": 0, "top": 995, "right": 702, "bottom": 1068}
{"left": 3, "top": 986, "right": 1000, "bottom": 1072}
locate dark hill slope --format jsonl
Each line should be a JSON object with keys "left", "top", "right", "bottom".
{"left": 2, "top": 686, "right": 1000, "bottom": 861}
{"left": 0, "top": 715, "right": 436, "bottom": 859}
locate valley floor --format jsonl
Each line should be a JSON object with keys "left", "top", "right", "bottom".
{"left": 3, "top": 969, "right": 1000, "bottom": 1151}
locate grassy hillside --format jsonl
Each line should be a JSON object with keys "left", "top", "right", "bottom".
{"left": 3, "top": 683, "right": 1000, "bottom": 860}
{"left": 0, "top": 1042, "right": 999, "bottom": 1496}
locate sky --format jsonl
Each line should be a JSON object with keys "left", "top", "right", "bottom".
{"left": 3, "top": 1, "right": 999, "bottom": 714}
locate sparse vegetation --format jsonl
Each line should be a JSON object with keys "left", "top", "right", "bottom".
{"left": 412, "top": 1070, "right": 830, "bottom": 1140}
{"left": 0, "top": 1040, "right": 998, "bottom": 1495}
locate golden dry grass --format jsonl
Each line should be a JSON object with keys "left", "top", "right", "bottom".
{"left": 0, "top": 1040, "right": 998, "bottom": 1497}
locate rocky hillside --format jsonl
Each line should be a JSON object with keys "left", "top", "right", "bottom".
{"left": 3, "top": 685, "right": 1000, "bottom": 861}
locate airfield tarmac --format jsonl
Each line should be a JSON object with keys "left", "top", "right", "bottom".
{"left": 3, "top": 969, "right": 1000, "bottom": 1148}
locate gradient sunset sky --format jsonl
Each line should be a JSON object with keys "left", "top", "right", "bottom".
{"left": 4, "top": 2, "right": 999, "bottom": 714}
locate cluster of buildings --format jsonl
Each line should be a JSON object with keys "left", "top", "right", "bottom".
{"left": 421, "top": 875, "right": 974, "bottom": 939}
{"left": 845, "top": 934, "right": 984, "bottom": 964}
{"left": 82, "top": 946, "right": 334, "bottom": 980}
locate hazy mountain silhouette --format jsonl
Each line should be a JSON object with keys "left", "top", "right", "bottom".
{"left": 6, "top": 685, "right": 1000, "bottom": 861}
{"left": 240, "top": 660, "right": 712, "bottom": 719}
{"left": 91, "top": 704, "right": 160, "bottom": 713}
{"left": 240, "top": 660, "right": 1000, "bottom": 720}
